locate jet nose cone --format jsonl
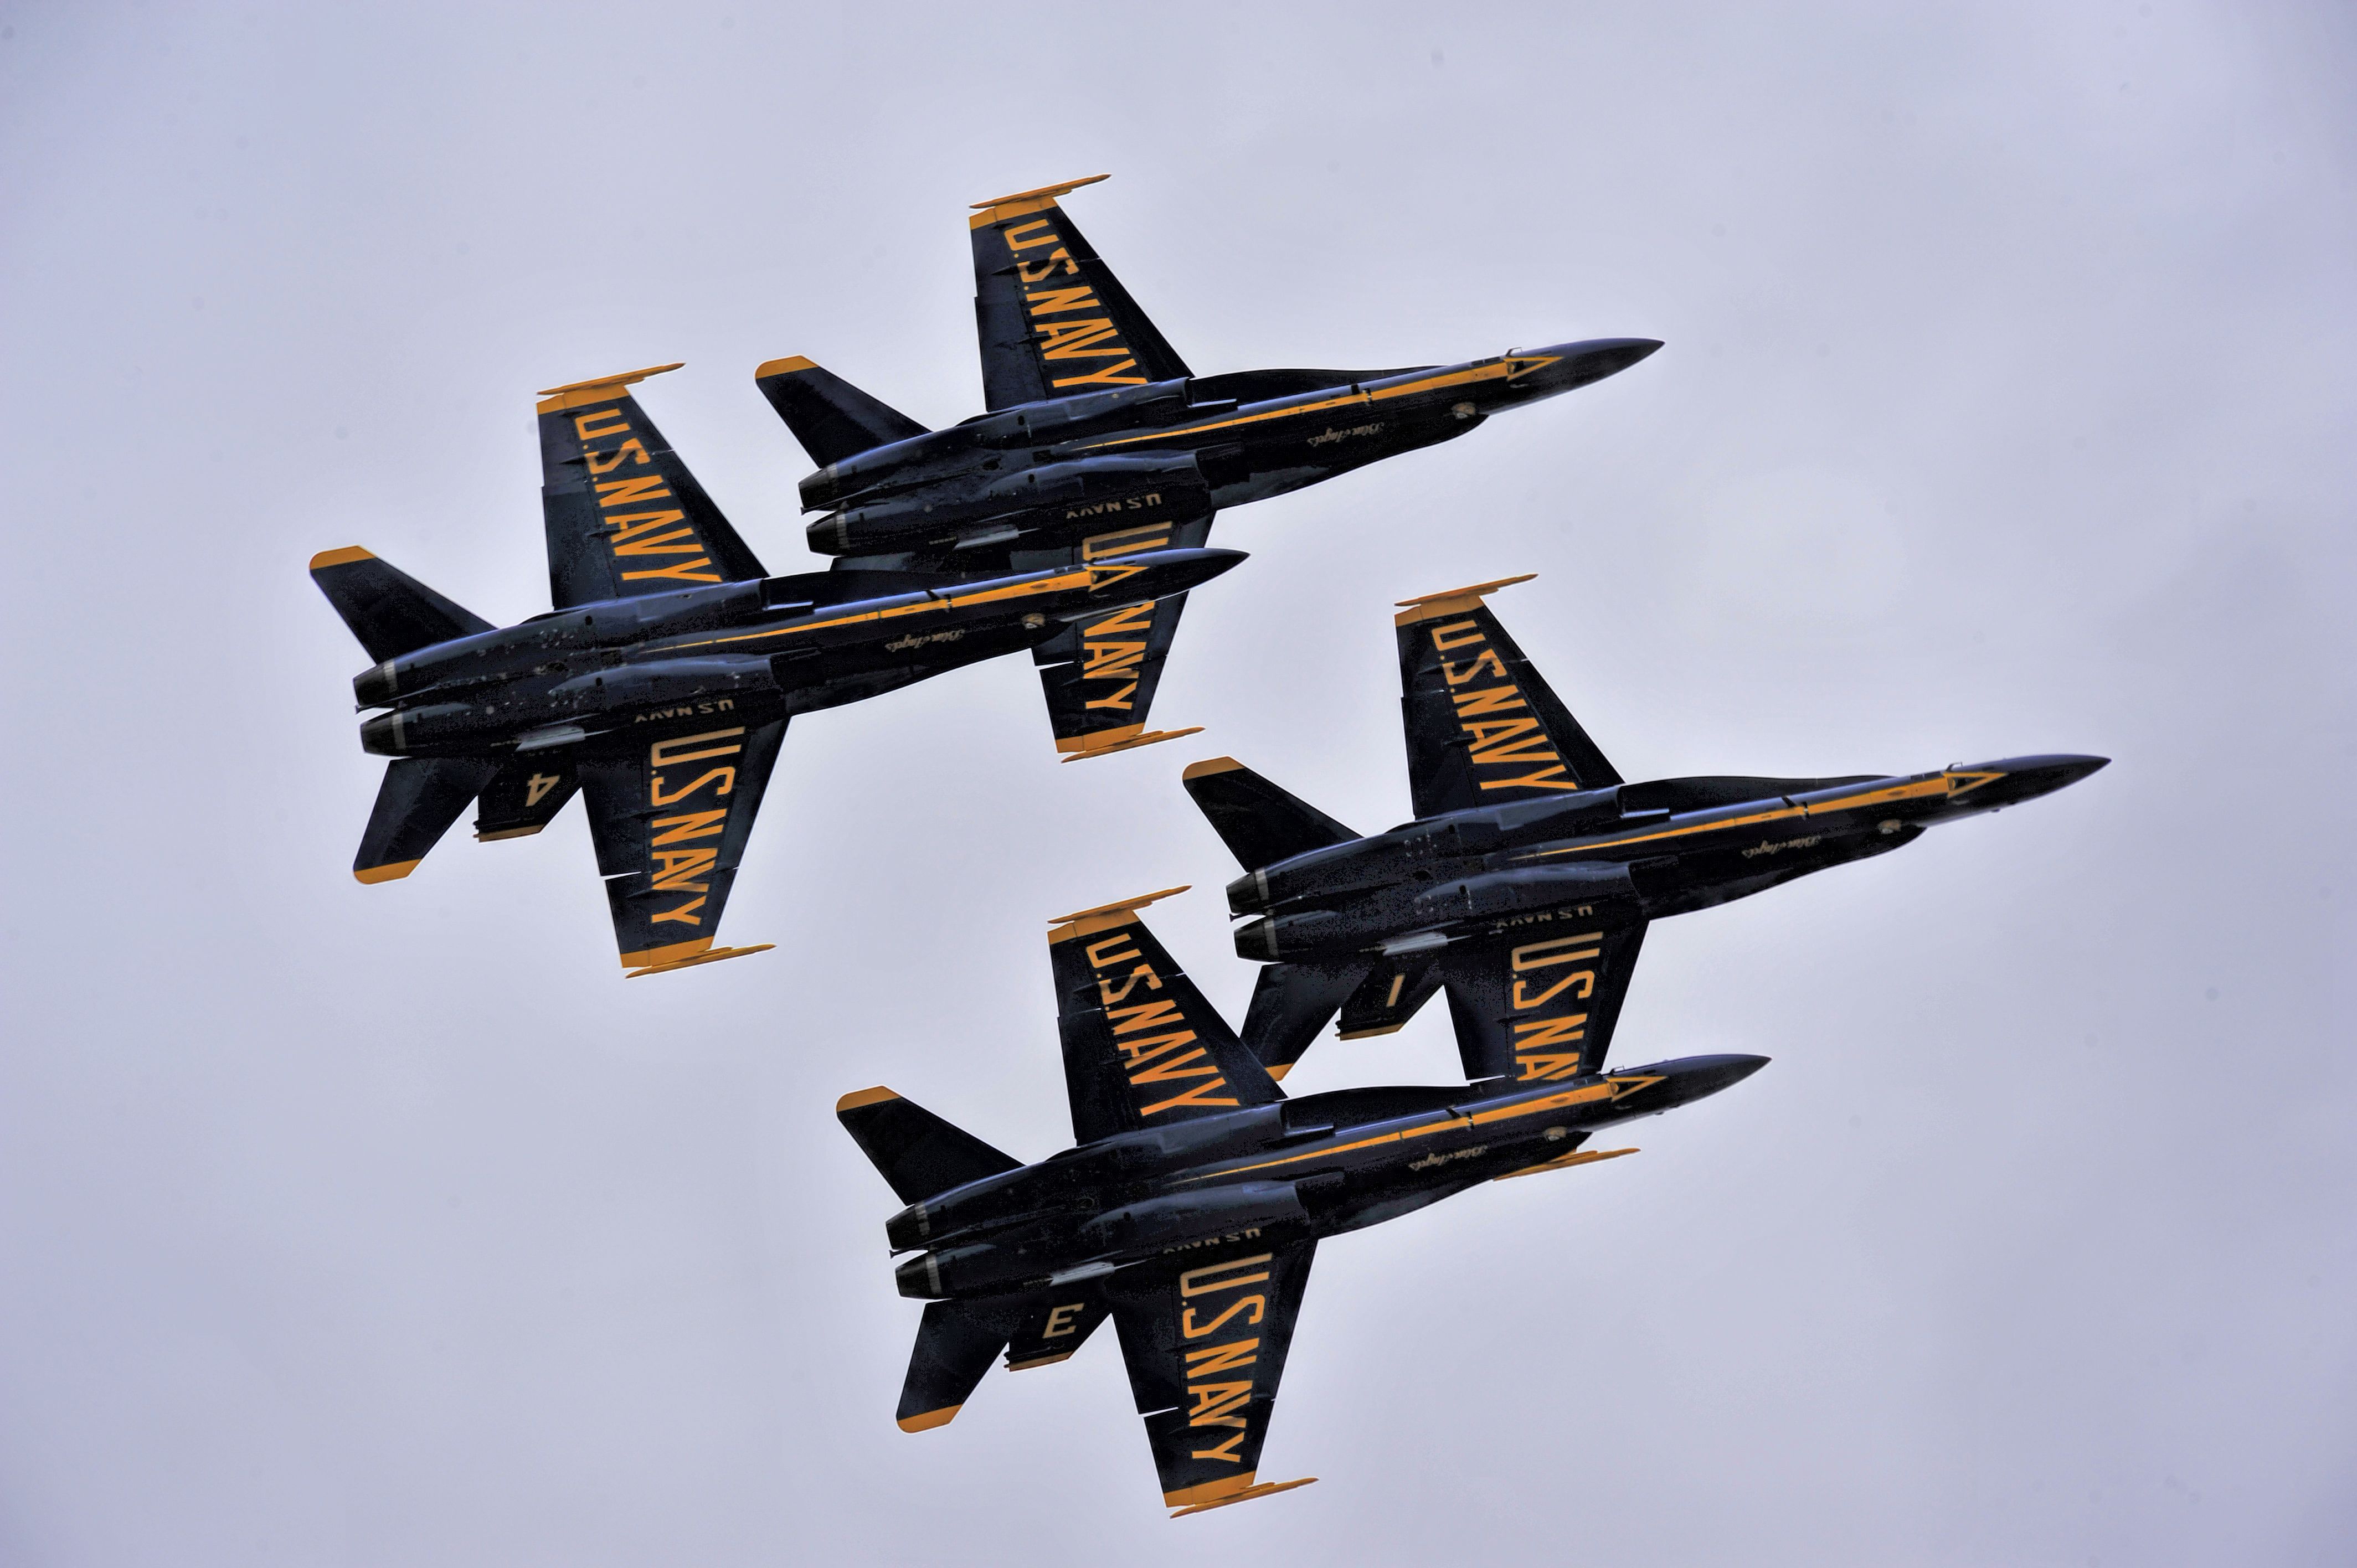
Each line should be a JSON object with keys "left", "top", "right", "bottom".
{"left": 1516, "top": 337, "right": 1663, "bottom": 395}
{"left": 1968, "top": 753, "right": 2111, "bottom": 806}
{"left": 1116, "top": 546, "right": 1248, "bottom": 596}
{"left": 1679, "top": 1053, "right": 1772, "bottom": 1096}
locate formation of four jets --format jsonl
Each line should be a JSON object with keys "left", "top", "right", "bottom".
{"left": 311, "top": 176, "right": 2104, "bottom": 1515}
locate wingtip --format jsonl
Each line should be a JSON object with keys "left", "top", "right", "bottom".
{"left": 623, "top": 943, "right": 775, "bottom": 978}
{"left": 754, "top": 355, "right": 819, "bottom": 380}
{"left": 836, "top": 1086, "right": 900, "bottom": 1113}
{"left": 310, "top": 545, "right": 375, "bottom": 571}
{"left": 1058, "top": 726, "right": 1205, "bottom": 762}
{"left": 1180, "top": 756, "right": 1244, "bottom": 782}
{"left": 969, "top": 173, "right": 1110, "bottom": 210}
{"left": 352, "top": 858, "right": 420, "bottom": 884}
{"left": 1393, "top": 573, "right": 1538, "bottom": 625}
{"left": 896, "top": 1405, "right": 961, "bottom": 1433}
{"left": 534, "top": 362, "right": 686, "bottom": 414}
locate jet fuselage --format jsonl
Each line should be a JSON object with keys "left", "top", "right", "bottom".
{"left": 348, "top": 550, "right": 1240, "bottom": 760}
{"left": 1228, "top": 755, "right": 2110, "bottom": 962}
{"left": 798, "top": 340, "right": 1661, "bottom": 564}
{"left": 885, "top": 1053, "right": 1764, "bottom": 1301}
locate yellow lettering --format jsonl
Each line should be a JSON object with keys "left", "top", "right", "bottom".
{"left": 649, "top": 895, "right": 707, "bottom": 926}
{"left": 1516, "top": 1051, "right": 1588, "bottom": 1082}
{"left": 1186, "top": 1381, "right": 1253, "bottom": 1427}
{"left": 1108, "top": 997, "right": 1185, "bottom": 1035}
{"left": 1082, "top": 639, "right": 1146, "bottom": 679}
{"left": 1190, "top": 1431, "right": 1249, "bottom": 1463}
{"left": 651, "top": 809, "right": 728, "bottom": 847}
{"left": 649, "top": 767, "right": 736, "bottom": 807}
{"left": 595, "top": 474, "right": 672, "bottom": 509}
{"left": 1479, "top": 766, "right": 1581, "bottom": 792}
{"left": 1513, "top": 970, "right": 1595, "bottom": 1009}
{"left": 1114, "top": 1029, "right": 1199, "bottom": 1070}
{"left": 1517, "top": 971, "right": 1593, "bottom": 1009}
{"left": 573, "top": 409, "right": 629, "bottom": 441}
{"left": 524, "top": 773, "right": 562, "bottom": 807}
{"left": 608, "top": 518, "right": 700, "bottom": 554}
{"left": 1082, "top": 681, "right": 1139, "bottom": 711}
{"left": 1024, "top": 285, "right": 1100, "bottom": 315}
{"left": 1512, "top": 934, "right": 1605, "bottom": 969}
{"left": 1442, "top": 648, "right": 1508, "bottom": 685}
{"left": 1095, "top": 963, "right": 1162, "bottom": 1007}
{"left": 585, "top": 438, "right": 650, "bottom": 475}
{"left": 1139, "top": 1077, "right": 1241, "bottom": 1117}
{"left": 1002, "top": 219, "right": 1060, "bottom": 252}
{"left": 1180, "top": 1255, "right": 1273, "bottom": 1297}
{"left": 620, "top": 560, "right": 721, "bottom": 583}
{"left": 1083, "top": 936, "right": 1141, "bottom": 969}
{"left": 1181, "top": 1296, "right": 1265, "bottom": 1339}
{"left": 1049, "top": 359, "right": 1146, "bottom": 389}
{"left": 649, "top": 729, "right": 745, "bottom": 767}
{"left": 1183, "top": 1338, "right": 1260, "bottom": 1379}
{"left": 1043, "top": 1303, "right": 1085, "bottom": 1338}
{"left": 1128, "top": 1047, "right": 1220, "bottom": 1086}
{"left": 649, "top": 845, "right": 718, "bottom": 890}
{"left": 1080, "top": 525, "right": 1173, "bottom": 561}
{"left": 1016, "top": 248, "right": 1079, "bottom": 283}
{"left": 1429, "top": 620, "right": 1486, "bottom": 652}
{"left": 1036, "top": 318, "right": 1127, "bottom": 360}
{"left": 1452, "top": 685, "right": 1529, "bottom": 719}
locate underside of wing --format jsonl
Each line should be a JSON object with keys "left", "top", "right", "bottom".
{"left": 1439, "top": 918, "right": 1650, "bottom": 1086}
{"left": 537, "top": 364, "right": 766, "bottom": 610}
{"left": 1106, "top": 1239, "right": 1319, "bottom": 1517}
{"left": 578, "top": 719, "right": 788, "bottom": 975}
{"left": 969, "top": 176, "right": 1190, "bottom": 411}
{"left": 1020, "top": 513, "right": 1212, "bottom": 760}
{"left": 1394, "top": 575, "right": 1621, "bottom": 819}
{"left": 1047, "top": 889, "right": 1280, "bottom": 1144}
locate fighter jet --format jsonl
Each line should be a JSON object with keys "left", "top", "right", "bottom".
{"left": 311, "top": 363, "right": 1239, "bottom": 976}
{"left": 1182, "top": 576, "right": 2108, "bottom": 1077}
{"left": 838, "top": 887, "right": 1765, "bottom": 1516}
{"left": 758, "top": 175, "right": 1660, "bottom": 760}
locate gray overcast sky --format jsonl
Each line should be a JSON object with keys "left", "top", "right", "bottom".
{"left": 3, "top": 3, "right": 2352, "bottom": 1564}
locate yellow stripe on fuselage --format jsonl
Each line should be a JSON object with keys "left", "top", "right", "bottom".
{"left": 653, "top": 565, "right": 1105, "bottom": 656}
{"left": 1517, "top": 770, "right": 2003, "bottom": 864}
{"left": 1177, "top": 1075, "right": 1645, "bottom": 1185}
{"left": 1074, "top": 356, "right": 1562, "bottom": 453}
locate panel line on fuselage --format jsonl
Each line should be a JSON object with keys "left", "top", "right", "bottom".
{"left": 1071, "top": 355, "right": 1561, "bottom": 453}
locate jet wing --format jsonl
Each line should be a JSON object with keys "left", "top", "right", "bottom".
{"left": 1047, "top": 889, "right": 1282, "bottom": 1144}
{"left": 536, "top": 364, "right": 768, "bottom": 610}
{"left": 1394, "top": 576, "right": 1622, "bottom": 819}
{"left": 1105, "top": 1239, "right": 1320, "bottom": 1517}
{"left": 968, "top": 176, "right": 1190, "bottom": 411}
{"left": 577, "top": 719, "right": 787, "bottom": 975}
{"left": 1437, "top": 917, "right": 1650, "bottom": 1086}
{"left": 1020, "top": 514, "right": 1213, "bottom": 760}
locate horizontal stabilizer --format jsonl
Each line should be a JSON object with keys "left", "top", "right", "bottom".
{"left": 310, "top": 548, "right": 493, "bottom": 663}
{"left": 754, "top": 357, "right": 930, "bottom": 468}
{"left": 354, "top": 757, "right": 496, "bottom": 883}
{"left": 1004, "top": 1285, "right": 1110, "bottom": 1370}
{"left": 1239, "top": 960, "right": 1364, "bottom": 1080}
{"left": 836, "top": 1087, "right": 1023, "bottom": 1205}
{"left": 1181, "top": 758, "right": 1357, "bottom": 873}
{"left": 898, "top": 1299, "right": 1017, "bottom": 1432}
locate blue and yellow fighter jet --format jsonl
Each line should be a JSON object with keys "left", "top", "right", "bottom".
{"left": 311, "top": 364, "right": 1238, "bottom": 974}
{"left": 840, "top": 888, "right": 1765, "bottom": 1517}
{"left": 1183, "top": 575, "right": 2109, "bottom": 1075}
{"left": 757, "top": 176, "right": 1660, "bottom": 760}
